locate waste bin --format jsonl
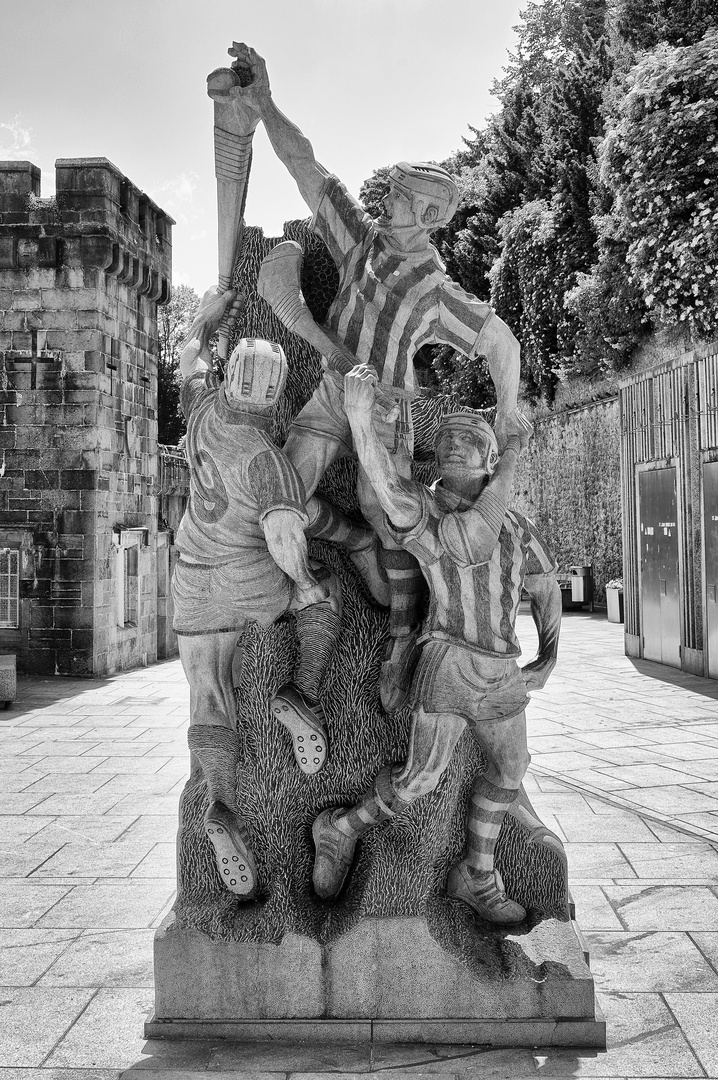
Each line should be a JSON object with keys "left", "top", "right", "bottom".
{"left": 570, "top": 566, "right": 593, "bottom": 607}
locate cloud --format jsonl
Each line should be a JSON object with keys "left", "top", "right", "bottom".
{"left": 171, "top": 267, "right": 194, "bottom": 287}
{"left": 154, "top": 171, "right": 200, "bottom": 215}
{"left": 0, "top": 116, "right": 35, "bottom": 159}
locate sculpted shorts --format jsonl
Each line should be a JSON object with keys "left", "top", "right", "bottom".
{"left": 171, "top": 558, "right": 290, "bottom": 636}
{"left": 410, "top": 640, "right": 529, "bottom": 724}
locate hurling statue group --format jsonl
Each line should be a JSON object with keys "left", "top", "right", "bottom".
{"left": 173, "top": 44, "right": 562, "bottom": 924}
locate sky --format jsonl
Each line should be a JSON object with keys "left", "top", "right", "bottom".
{"left": 1, "top": 0, "right": 525, "bottom": 295}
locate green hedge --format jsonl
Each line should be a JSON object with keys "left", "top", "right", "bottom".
{"left": 513, "top": 399, "right": 623, "bottom": 604}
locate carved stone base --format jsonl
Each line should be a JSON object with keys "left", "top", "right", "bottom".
{"left": 146, "top": 911, "right": 605, "bottom": 1048}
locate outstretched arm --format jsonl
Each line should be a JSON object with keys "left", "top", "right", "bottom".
{"left": 474, "top": 314, "right": 521, "bottom": 452}
{"left": 521, "top": 572, "right": 562, "bottom": 691}
{"left": 344, "top": 366, "right": 422, "bottom": 530}
{"left": 227, "top": 43, "right": 328, "bottom": 213}
{"left": 262, "top": 508, "right": 328, "bottom": 608}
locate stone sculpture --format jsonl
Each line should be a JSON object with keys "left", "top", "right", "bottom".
{"left": 226, "top": 43, "right": 523, "bottom": 714}
{"left": 147, "top": 41, "right": 604, "bottom": 1050}
{"left": 173, "top": 286, "right": 345, "bottom": 897}
{"left": 312, "top": 366, "right": 562, "bottom": 924}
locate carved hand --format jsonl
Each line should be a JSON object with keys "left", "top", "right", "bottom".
{"left": 186, "top": 287, "right": 240, "bottom": 349}
{"left": 293, "top": 576, "right": 330, "bottom": 610}
{"left": 501, "top": 409, "right": 534, "bottom": 454}
{"left": 344, "top": 365, "right": 378, "bottom": 420}
{"left": 227, "top": 42, "right": 272, "bottom": 118}
{"left": 520, "top": 654, "right": 556, "bottom": 691}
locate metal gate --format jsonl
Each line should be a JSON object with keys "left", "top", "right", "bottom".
{"left": 704, "top": 461, "right": 718, "bottom": 678}
{"left": 639, "top": 468, "right": 681, "bottom": 667}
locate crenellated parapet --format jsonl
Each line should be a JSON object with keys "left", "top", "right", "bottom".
{"left": 0, "top": 158, "right": 172, "bottom": 302}
{"left": 0, "top": 158, "right": 175, "bottom": 678}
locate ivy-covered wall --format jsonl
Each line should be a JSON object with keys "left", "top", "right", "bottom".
{"left": 513, "top": 398, "right": 623, "bottom": 605}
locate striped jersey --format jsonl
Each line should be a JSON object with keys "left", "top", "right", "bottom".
{"left": 385, "top": 481, "right": 557, "bottom": 657}
{"left": 176, "top": 372, "right": 308, "bottom": 590}
{"left": 312, "top": 176, "right": 494, "bottom": 396}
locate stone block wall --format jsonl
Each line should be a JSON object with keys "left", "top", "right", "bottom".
{"left": 0, "top": 158, "right": 173, "bottom": 675}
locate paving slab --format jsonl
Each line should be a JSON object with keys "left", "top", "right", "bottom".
{"left": 2, "top": 614, "right": 718, "bottom": 1077}
{"left": 528, "top": 991, "right": 704, "bottom": 1076}
{"left": 35, "top": 882, "right": 175, "bottom": 929}
{"left": 618, "top": 843, "right": 718, "bottom": 878}
{"left": 663, "top": 993, "right": 718, "bottom": 1077}
{"left": 0, "top": 883, "right": 72, "bottom": 927}
{"left": 0, "top": 987, "right": 97, "bottom": 1066}
{"left": 688, "top": 930, "right": 718, "bottom": 970}
{"left": 585, "top": 930, "right": 718, "bottom": 992}
{"left": 602, "top": 884, "right": 718, "bottom": 931}
{"left": 0, "top": 928, "right": 81, "bottom": 985}
{"left": 43, "top": 987, "right": 156, "bottom": 1069}
{"left": 38, "top": 929, "right": 156, "bottom": 987}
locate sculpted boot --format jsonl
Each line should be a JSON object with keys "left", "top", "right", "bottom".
{"left": 187, "top": 724, "right": 257, "bottom": 898}
{"left": 446, "top": 861, "right": 526, "bottom": 924}
{"left": 312, "top": 766, "right": 411, "bottom": 899}
{"left": 312, "top": 809, "right": 359, "bottom": 899}
{"left": 271, "top": 685, "right": 328, "bottom": 775}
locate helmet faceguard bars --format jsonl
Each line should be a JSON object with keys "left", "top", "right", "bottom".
{"left": 225, "top": 338, "right": 288, "bottom": 409}
{"left": 435, "top": 411, "right": 500, "bottom": 475}
{"left": 389, "top": 162, "right": 459, "bottom": 228}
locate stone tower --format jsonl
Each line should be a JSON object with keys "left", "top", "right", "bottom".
{"left": 0, "top": 158, "right": 176, "bottom": 675}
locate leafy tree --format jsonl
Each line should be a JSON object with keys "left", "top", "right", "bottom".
{"left": 614, "top": 0, "right": 718, "bottom": 49}
{"left": 429, "top": 344, "right": 496, "bottom": 409}
{"left": 599, "top": 29, "right": 718, "bottom": 339}
{"left": 358, "top": 166, "right": 392, "bottom": 219}
{"left": 157, "top": 283, "right": 200, "bottom": 445}
{"left": 490, "top": 199, "right": 572, "bottom": 400}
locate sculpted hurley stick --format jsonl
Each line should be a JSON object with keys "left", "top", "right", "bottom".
{"left": 206, "top": 45, "right": 258, "bottom": 363}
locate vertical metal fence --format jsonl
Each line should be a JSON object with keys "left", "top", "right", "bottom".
{"left": 619, "top": 343, "right": 718, "bottom": 662}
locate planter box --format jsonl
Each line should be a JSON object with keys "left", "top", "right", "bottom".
{"left": 606, "top": 588, "right": 624, "bottom": 624}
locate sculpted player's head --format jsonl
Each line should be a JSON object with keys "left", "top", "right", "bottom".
{"left": 435, "top": 412, "right": 499, "bottom": 486}
{"left": 381, "top": 162, "right": 460, "bottom": 232}
{"left": 225, "top": 338, "right": 288, "bottom": 412}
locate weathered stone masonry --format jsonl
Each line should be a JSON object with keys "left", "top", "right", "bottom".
{"left": 0, "top": 157, "right": 180, "bottom": 676}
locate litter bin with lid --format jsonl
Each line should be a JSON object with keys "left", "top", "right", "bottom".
{"left": 570, "top": 565, "right": 593, "bottom": 610}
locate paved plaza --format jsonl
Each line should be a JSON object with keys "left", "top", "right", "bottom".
{"left": 1, "top": 609, "right": 718, "bottom": 1078}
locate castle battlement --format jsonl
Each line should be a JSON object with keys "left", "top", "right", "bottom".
{"left": 0, "top": 158, "right": 173, "bottom": 302}
{"left": 0, "top": 158, "right": 177, "bottom": 678}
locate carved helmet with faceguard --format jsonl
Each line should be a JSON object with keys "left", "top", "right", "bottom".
{"left": 225, "top": 338, "right": 288, "bottom": 410}
{"left": 435, "top": 411, "right": 500, "bottom": 476}
{"left": 388, "top": 162, "right": 460, "bottom": 229}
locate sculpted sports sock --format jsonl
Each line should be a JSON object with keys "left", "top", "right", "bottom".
{"left": 294, "top": 600, "right": 341, "bottom": 702}
{"left": 464, "top": 776, "right": 518, "bottom": 874}
{"left": 336, "top": 766, "right": 412, "bottom": 838}
{"left": 187, "top": 724, "right": 240, "bottom": 813}
{"left": 306, "top": 496, "right": 372, "bottom": 551}
{"left": 380, "top": 547, "right": 425, "bottom": 637}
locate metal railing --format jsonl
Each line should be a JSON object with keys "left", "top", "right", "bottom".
{"left": 156, "top": 444, "right": 189, "bottom": 497}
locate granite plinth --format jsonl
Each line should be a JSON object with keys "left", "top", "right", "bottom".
{"left": 147, "top": 911, "right": 605, "bottom": 1047}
